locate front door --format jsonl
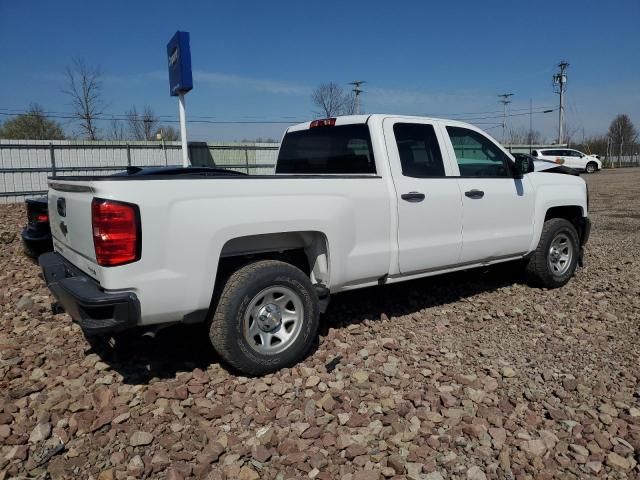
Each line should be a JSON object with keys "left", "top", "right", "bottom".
{"left": 441, "top": 125, "right": 535, "bottom": 263}
{"left": 563, "top": 150, "right": 585, "bottom": 169}
{"left": 383, "top": 119, "right": 463, "bottom": 274}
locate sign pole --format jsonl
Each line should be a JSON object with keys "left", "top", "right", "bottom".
{"left": 178, "top": 93, "right": 189, "bottom": 167}
{"left": 167, "top": 30, "right": 193, "bottom": 168}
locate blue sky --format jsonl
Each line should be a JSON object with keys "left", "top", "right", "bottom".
{"left": 1, "top": 0, "right": 639, "bottom": 141}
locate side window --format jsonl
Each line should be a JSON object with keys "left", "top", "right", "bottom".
{"left": 393, "top": 123, "right": 445, "bottom": 177}
{"left": 445, "top": 126, "right": 511, "bottom": 177}
{"left": 568, "top": 150, "right": 583, "bottom": 157}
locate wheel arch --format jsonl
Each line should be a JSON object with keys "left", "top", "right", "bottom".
{"left": 218, "top": 231, "right": 330, "bottom": 285}
{"left": 544, "top": 205, "right": 585, "bottom": 239}
{"left": 206, "top": 231, "right": 330, "bottom": 314}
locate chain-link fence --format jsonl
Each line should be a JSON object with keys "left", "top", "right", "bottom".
{"left": 601, "top": 144, "right": 640, "bottom": 168}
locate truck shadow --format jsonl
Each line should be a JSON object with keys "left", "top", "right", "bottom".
{"left": 319, "top": 262, "right": 524, "bottom": 335}
{"left": 88, "top": 263, "right": 526, "bottom": 384}
{"left": 85, "top": 324, "right": 219, "bottom": 385}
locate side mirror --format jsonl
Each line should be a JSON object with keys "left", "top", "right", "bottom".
{"left": 514, "top": 156, "right": 535, "bottom": 177}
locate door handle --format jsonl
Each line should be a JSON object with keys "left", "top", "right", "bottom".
{"left": 401, "top": 192, "right": 425, "bottom": 202}
{"left": 464, "top": 189, "right": 485, "bottom": 199}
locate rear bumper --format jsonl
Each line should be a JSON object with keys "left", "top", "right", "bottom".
{"left": 21, "top": 225, "right": 53, "bottom": 257}
{"left": 39, "top": 252, "right": 140, "bottom": 335}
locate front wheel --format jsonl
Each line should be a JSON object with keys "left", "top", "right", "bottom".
{"left": 585, "top": 162, "right": 597, "bottom": 173}
{"left": 209, "top": 260, "right": 319, "bottom": 375}
{"left": 525, "top": 218, "right": 580, "bottom": 288}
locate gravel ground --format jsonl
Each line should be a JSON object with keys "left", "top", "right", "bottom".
{"left": 1, "top": 168, "right": 639, "bottom": 480}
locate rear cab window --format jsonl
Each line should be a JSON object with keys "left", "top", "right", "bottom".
{"left": 276, "top": 124, "right": 376, "bottom": 174}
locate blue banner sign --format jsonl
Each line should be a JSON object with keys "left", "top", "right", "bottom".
{"left": 167, "top": 31, "right": 193, "bottom": 96}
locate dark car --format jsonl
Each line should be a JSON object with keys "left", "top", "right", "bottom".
{"left": 20, "top": 166, "right": 244, "bottom": 258}
{"left": 21, "top": 197, "right": 53, "bottom": 257}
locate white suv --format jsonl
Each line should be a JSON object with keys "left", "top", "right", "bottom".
{"left": 531, "top": 148, "right": 602, "bottom": 173}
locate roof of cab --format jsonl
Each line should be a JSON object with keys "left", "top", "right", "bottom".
{"left": 285, "top": 114, "right": 477, "bottom": 133}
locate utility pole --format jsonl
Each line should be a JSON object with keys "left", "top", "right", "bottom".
{"left": 349, "top": 80, "right": 366, "bottom": 114}
{"left": 553, "top": 61, "right": 569, "bottom": 145}
{"left": 498, "top": 93, "right": 514, "bottom": 143}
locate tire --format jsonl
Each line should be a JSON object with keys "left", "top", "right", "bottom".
{"left": 585, "top": 162, "right": 597, "bottom": 174}
{"left": 526, "top": 218, "right": 580, "bottom": 288}
{"left": 209, "top": 260, "right": 319, "bottom": 375}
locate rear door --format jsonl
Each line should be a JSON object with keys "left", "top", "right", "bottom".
{"left": 441, "top": 124, "right": 535, "bottom": 263}
{"left": 555, "top": 149, "right": 573, "bottom": 168}
{"left": 548, "top": 149, "right": 568, "bottom": 167}
{"left": 383, "top": 118, "right": 463, "bottom": 274}
{"left": 539, "top": 149, "right": 558, "bottom": 163}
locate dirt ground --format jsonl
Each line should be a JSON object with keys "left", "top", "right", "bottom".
{"left": 0, "top": 168, "right": 639, "bottom": 480}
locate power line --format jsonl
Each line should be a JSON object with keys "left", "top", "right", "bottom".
{"left": 445, "top": 108, "right": 555, "bottom": 122}
{"left": 0, "top": 104, "right": 557, "bottom": 122}
{"left": 0, "top": 107, "right": 556, "bottom": 125}
{"left": 0, "top": 112, "right": 298, "bottom": 124}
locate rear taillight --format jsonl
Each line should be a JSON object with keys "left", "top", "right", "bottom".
{"left": 91, "top": 198, "right": 140, "bottom": 267}
{"left": 27, "top": 203, "right": 49, "bottom": 224}
{"left": 310, "top": 118, "right": 336, "bottom": 128}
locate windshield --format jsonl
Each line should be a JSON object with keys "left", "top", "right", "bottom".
{"left": 276, "top": 124, "right": 376, "bottom": 174}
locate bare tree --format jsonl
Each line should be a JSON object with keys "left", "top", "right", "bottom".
{"left": 107, "top": 118, "right": 126, "bottom": 141}
{"left": 126, "top": 105, "right": 160, "bottom": 141}
{"left": 155, "top": 125, "right": 179, "bottom": 141}
{"left": 311, "top": 82, "right": 354, "bottom": 117}
{"left": 506, "top": 127, "right": 544, "bottom": 145}
{"left": 608, "top": 114, "right": 637, "bottom": 146}
{"left": 342, "top": 92, "right": 357, "bottom": 115}
{"left": 563, "top": 125, "right": 582, "bottom": 146}
{"left": 63, "top": 58, "right": 105, "bottom": 140}
{"left": 572, "top": 135, "right": 608, "bottom": 157}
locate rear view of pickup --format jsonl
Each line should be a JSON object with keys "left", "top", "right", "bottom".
{"left": 41, "top": 114, "right": 590, "bottom": 375}
{"left": 41, "top": 195, "right": 142, "bottom": 333}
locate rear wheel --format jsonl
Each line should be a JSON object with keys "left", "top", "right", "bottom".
{"left": 585, "top": 162, "right": 597, "bottom": 173}
{"left": 209, "top": 260, "right": 319, "bottom": 375}
{"left": 526, "top": 218, "right": 579, "bottom": 288}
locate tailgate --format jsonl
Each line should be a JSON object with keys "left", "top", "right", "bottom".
{"left": 48, "top": 181, "right": 97, "bottom": 264}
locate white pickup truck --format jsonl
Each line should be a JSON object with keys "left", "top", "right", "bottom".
{"left": 40, "top": 114, "right": 591, "bottom": 374}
